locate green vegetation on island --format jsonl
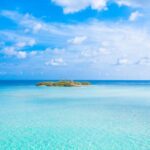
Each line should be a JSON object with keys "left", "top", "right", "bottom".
{"left": 36, "top": 80, "right": 91, "bottom": 87}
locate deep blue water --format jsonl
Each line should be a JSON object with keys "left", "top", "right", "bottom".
{"left": 1, "top": 80, "right": 150, "bottom": 86}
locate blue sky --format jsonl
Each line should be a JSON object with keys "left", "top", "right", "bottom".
{"left": 0, "top": 0, "right": 150, "bottom": 80}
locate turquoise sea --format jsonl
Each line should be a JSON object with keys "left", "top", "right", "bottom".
{"left": 0, "top": 80, "right": 150, "bottom": 150}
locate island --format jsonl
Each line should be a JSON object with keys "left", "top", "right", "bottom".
{"left": 36, "top": 80, "right": 91, "bottom": 87}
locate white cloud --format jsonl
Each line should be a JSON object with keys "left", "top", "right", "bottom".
{"left": 16, "top": 51, "right": 27, "bottom": 59}
{"left": 0, "top": 30, "right": 36, "bottom": 47}
{"left": 116, "top": 0, "right": 131, "bottom": 7}
{"left": 1, "top": 10, "right": 65, "bottom": 35}
{"left": 115, "top": 0, "right": 150, "bottom": 8}
{"left": 28, "top": 39, "right": 36, "bottom": 46}
{"left": 45, "top": 58, "right": 66, "bottom": 66}
{"left": 68, "top": 36, "right": 87, "bottom": 45}
{"left": 99, "top": 47, "right": 110, "bottom": 55}
{"left": 3, "top": 47, "right": 16, "bottom": 56}
{"left": 16, "top": 39, "right": 36, "bottom": 48}
{"left": 129, "top": 11, "right": 143, "bottom": 21}
{"left": 29, "top": 51, "right": 38, "bottom": 56}
{"left": 2, "top": 11, "right": 150, "bottom": 79}
{"left": 116, "top": 58, "right": 130, "bottom": 65}
{"left": 52, "top": 0, "right": 107, "bottom": 14}
{"left": 136, "top": 57, "right": 150, "bottom": 65}
{"left": 2, "top": 11, "right": 150, "bottom": 64}
{"left": 16, "top": 42, "right": 27, "bottom": 48}
{"left": 0, "top": 30, "right": 36, "bottom": 59}
{"left": 3, "top": 47, "right": 27, "bottom": 59}
{"left": 52, "top": 0, "right": 150, "bottom": 14}
{"left": 33, "top": 23, "right": 43, "bottom": 33}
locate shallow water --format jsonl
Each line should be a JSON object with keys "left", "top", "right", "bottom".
{"left": 0, "top": 82, "right": 150, "bottom": 150}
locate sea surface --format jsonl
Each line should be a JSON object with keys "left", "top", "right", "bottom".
{"left": 0, "top": 80, "right": 150, "bottom": 150}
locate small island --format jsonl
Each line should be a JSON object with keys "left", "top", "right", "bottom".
{"left": 36, "top": 80, "right": 91, "bottom": 87}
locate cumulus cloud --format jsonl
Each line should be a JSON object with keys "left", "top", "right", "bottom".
{"left": 0, "top": 30, "right": 36, "bottom": 59}
{"left": 52, "top": 0, "right": 149, "bottom": 14}
{"left": 33, "top": 23, "right": 43, "bottom": 33}
{"left": 16, "top": 51, "right": 27, "bottom": 59}
{"left": 1, "top": 11, "right": 150, "bottom": 59}
{"left": 3, "top": 47, "right": 27, "bottom": 59}
{"left": 2, "top": 11, "right": 150, "bottom": 62}
{"left": 3, "top": 47, "right": 16, "bottom": 56}
{"left": 45, "top": 58, "right": 66, "bottom": 66}
{"left": 129, "top": 11, "right": 143, "bottom": 21}
{"left": 52, "top": 0, "right": 107, "bottom": 14}
{"left": 1, "top": 11, "right": 150, "bottom": 78}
